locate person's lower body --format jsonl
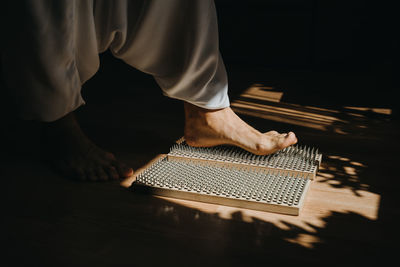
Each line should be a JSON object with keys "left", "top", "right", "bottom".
{"left": 2, "top": 0, "right": 296, "bottom": 181}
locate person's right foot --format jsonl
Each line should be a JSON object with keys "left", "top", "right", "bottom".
{"left": 41, "top": 113, "right": 133, "bottom": 181}
{"left": 184, "top": 102, "right": 298, "bottom": 155}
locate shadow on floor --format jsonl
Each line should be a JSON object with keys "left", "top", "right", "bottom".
{"left": 1, "top": 51, "right": 399, "bottom": 266}
{"left": 1, "top": 159, "right": 392, "bottom": 266}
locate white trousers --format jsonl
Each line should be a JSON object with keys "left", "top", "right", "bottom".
{"left": 2, "top": 0, "right": 230, "bottom": 121}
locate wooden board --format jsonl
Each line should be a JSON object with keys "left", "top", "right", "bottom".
{"left": 122, "top": 154, "right": 311, "bottom": 215}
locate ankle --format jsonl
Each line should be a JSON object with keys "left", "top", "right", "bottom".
{"left": 42, "top": 112, "right": 78, "bottom": 133}
{"left": 184, "top": 102, "right": 228, "bottom": 126}
{"left": 184, "top": 102, "right": 206, "bottom": 120}
{"left": 40, "top": 112, "right": 90, "bottom": 149}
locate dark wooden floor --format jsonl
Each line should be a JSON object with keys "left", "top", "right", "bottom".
{"left": 1, "top": 52, "right": 399, "bottom": 266}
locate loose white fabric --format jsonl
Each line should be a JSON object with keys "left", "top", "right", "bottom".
{"left": 2, "top": 0, "right": 230, "bottom": 121}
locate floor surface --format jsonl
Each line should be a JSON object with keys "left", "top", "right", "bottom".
{"left": 1, "top": 52, "right": 399, "bottom": 266}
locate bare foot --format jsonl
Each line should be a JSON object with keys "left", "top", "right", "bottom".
{"left": 184, "top": 102, "right": 297, "bottom": 155}
{"left": 40, "top": 113, "right": 133, "bottom": 181}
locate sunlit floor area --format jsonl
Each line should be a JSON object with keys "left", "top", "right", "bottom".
{"left": 1, "top": 54, "right": 398, "bottom": 266}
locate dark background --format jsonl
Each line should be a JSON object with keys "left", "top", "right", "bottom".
{"left": 218, "top": 0, "right": 397, "bottom": 70}
{"left": 214, "top": 0, "right": 398, "bottom": 110}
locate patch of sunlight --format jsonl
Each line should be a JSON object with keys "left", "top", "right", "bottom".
{"left": 321, "top": 155, "right": 370, "bottom": 193}
{"left": 328, "top": 155, "right": 350, "bottom": 161}
{"left": 284, "top": 233, "right": 321, "bottom": 249}
{"left": 334, "top": 128, "right": 348, "bottom": 134}
{"left": 328, "top": 180, "right": 341, "bottom": 185}
{"left": 233, "top": 100, "right": 346, "bottom": 124}
{"left": 121, "top": 153, "right": 380, "bottom": 250}
{"left": 231, "top": 100, "right": 348, "bottom": 131}
{"left": 319, "top": 173, "right": 335, "bottom": 179}
{"left": 304, "top": 105, "right": 341, "bottom": 114}
{"left": 344, "top": 106, "right": 392, "bottom": 115}
{"left": 343, "top": 166, "right": 357, "bottom": 175}
{"left": 350, "top": 161, "right": 367, "bottom": 167}
{"left": 231, "top": 83, "right": 350, "bottom": 132}
{"left": 232, "top": 84, "right": 392, "bottom": 134}
{"left": 346, "top": 112, "right": 366, "bottom": 118}
{"left": 240, "top": 84, "right": 284, "bottom": 103}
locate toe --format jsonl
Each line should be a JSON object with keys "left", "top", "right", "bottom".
{"left": 266, "top": 130, "right": 279, "bottom": 136}
{"left": 75, "top": 168, "right": 87, "bottom": 181}
{"left": 96, "top": 167, "right": 109, "bottom": 181}
{"left": 113, "top": 161, "right": 133, "bottom": 178}
{"left": 104, "top": 165, "right": 119, "bottom": 180}
{"left": 280, "top": 131, "right": 298, "bottom": 148}
{"left": 86, "top": 168, "right": 98, "bottom": 182}
{"left": 102, "top": 151, "right": 117, "bottom": 161}
{"left": 287, "top": 131, "right": 298, "bottom": 144}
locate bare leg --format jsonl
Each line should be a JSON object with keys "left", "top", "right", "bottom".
{"left": 184, "top": 102, "right": 297, "bottom": 155}
{"left": 41, "top": 112, "right": 133, "bottom": 181}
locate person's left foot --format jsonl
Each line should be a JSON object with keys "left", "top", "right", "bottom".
{"left": 40, "top": 112, "right": 133, "bottom": 181}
